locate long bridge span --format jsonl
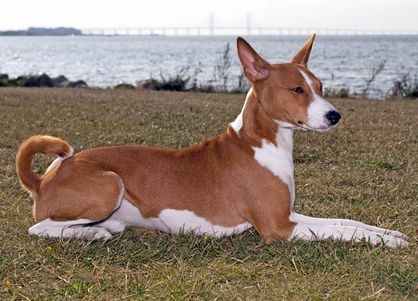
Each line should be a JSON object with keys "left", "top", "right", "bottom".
{"left": 81, "top": 27, "right": 418, "bottom": 36}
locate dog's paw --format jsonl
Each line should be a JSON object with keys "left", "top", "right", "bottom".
{"left": 92, "top": 228, "right": 113, "bottom": 240}
{"left": 383, "top": 229, "right": 409, "bottom": 241}
{"left": 372, "top": 234, "right": 409, "bottom": 249}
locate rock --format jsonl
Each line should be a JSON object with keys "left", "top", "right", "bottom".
{"left": 136, "top": 79, "right": 160, "bottom": 90}
{"left": 0, "top": 73, "right": 89, "bottom": 88}
{"left": 0, "top": 74, "right": 9, "bottom": 81}
{"left": 23, "top": 73, "right": 54, "bottom": 87}
{"left": 51, "top": 75, "right": 70, "bottom": 87}
{"left": 66, "top": 80, "right": 88, "bottom": 88}
{"left": 114, "top": 83, "right": 136, "bottom": 90}
{"left": 12, "top": 75, "right": 29, "bottom": 86}
{"left": 0, "top": 74, "right": 9, "bottom": 87}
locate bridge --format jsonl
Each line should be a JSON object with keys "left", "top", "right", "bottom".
{"left": 81, "top": 27, "right": 418, "bottom": 36}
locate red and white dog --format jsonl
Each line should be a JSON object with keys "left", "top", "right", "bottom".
{"left": 16, "top": 35, "right": 408, "bottom": 247}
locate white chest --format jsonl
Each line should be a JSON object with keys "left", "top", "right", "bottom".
{"left": 252, "top": 126, "right": 295, "bottom": 206}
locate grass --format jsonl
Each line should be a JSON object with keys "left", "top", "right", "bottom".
{"left": 0, "top": 88, "right": 417, "bottom": 300}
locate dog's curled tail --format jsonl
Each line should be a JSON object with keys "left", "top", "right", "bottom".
{"left": 16, "top": 135, "right": 74, "bottom": 193}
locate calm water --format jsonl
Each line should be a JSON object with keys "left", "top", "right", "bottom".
{"left": 1, "top": 35, "right": 418, "bottom": 97}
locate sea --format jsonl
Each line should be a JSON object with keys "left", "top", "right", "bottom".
{"left": 1, "top": 35, "right": 418, "bottom": 97}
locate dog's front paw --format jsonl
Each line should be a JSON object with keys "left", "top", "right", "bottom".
{"left": 376, "top": 234, "right": 409, "bottom": 249}
{"left": 380, "top": 228, "right": 408, "bottom": 241}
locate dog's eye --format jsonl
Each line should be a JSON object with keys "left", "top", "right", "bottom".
{"left": 291, "top": 86, "right": 304, "bottom": 94}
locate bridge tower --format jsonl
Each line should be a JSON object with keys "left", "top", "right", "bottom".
{"left": 209, "top": 12, "right": 215, "bottom": 36}
{"left": 246, "top": 12, "right": 252, "bottom": 36}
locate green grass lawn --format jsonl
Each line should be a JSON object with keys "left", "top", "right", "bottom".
{"left": 0, "top": 88, "right": 417, "bottom": 300}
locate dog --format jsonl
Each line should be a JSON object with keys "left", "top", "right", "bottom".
{"left": 16, "top": 34, "right": 408, "bottom": 247}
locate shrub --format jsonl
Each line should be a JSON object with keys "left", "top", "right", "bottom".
{"left": 324, "top": 86, "right": 350, "bottom": 98}
{"left": 212, "top": 43, "right": 233, "bottom": 92}
{"left": 362, "top": 60, "right": 386, "bottom": 97}
{"left": 137, "top": 68, "right": 190, "bottom": 92}
{"left": 386, "top": 73, "right": 418, "bottom": 99}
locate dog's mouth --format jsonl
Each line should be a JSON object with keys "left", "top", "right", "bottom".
{"left": 298, "top": 123, "right": 333, "bottom": 132}
{"left": 294, "top": 121, "right": 336, "bottom": 132}
{"left": 278, "top": 121, "right": 337, "bottom": 132}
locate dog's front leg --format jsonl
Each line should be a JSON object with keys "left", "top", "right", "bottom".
{"left": 288, "top": 212, "right": 409, "bottom": 248}
{"left": 290, "top": 213, "right": 408, "bottom": 239}
{"left": 243, "top": 204, "right": 296, "bottom": 244}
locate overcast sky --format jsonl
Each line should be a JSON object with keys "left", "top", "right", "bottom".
{"left": 0, "top": 0, "right": 417, "bottom": 31}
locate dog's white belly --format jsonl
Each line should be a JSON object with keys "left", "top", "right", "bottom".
{"left": 108, "top": 199, "right": 252, "bottom": 237}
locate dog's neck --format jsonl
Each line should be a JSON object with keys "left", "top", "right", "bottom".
{"left": 230, "top": 88, "right": 294, "bottom": 151}
{"left": 230, "top": 88, "right": 295, "bottom": 207}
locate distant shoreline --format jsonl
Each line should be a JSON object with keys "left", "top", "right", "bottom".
{"left": 0, "top": 27, "right": 82, "bottom": 36}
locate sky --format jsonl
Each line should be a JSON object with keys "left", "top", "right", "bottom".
{"left": 0, "top": 0, "right": 417, "bottom": 31}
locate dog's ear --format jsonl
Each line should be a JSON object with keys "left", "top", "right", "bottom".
{"left": 237, "top": 37, "right": 271, "bottom": 82}
{"left": 291, "top": 33, "right": 316, "bottom": 66}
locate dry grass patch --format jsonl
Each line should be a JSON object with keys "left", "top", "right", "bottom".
{"left": 0, "top": 88, "right": 417, "bottom": 300}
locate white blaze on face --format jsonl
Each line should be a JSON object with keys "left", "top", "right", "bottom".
{"left": 299, "top": 69, "right": 336, "bottom": 131}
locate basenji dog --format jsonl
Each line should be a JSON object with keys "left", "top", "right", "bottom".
{"left": 16, "top": 34, "right": 408, "bottom": 248}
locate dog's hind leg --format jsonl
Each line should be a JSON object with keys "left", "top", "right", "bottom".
{"left": 29, "top": 218, "right": 113, "bottom": 240}
{"left": 31, "top": 170, "right": 126, "bottom": 240}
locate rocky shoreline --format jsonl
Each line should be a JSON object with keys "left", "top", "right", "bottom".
{"left": 1, "top": 72, "right": 417, "bottom": 99}
{"left": 0, "top": 73, "right": 174, "bottom": 90}
{"left": 0, "top": 73, "right": 204, "bottom": 91}
{"left": 0, "top": 73, "right": 88, "bottom": 88}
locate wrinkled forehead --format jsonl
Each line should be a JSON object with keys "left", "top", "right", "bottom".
{"left": 269, "top": 63, "right": 320, "bottom": 86}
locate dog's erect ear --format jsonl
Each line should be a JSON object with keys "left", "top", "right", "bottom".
{"left": 291, "top": 33, "right": 316, "bottom": 66}
{"left": 237, "top": 37, "right": 271, "bottom": 82}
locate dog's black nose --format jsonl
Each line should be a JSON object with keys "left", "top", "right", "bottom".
{"left": 325, "top": 110, "right": 341, "bottom": 126}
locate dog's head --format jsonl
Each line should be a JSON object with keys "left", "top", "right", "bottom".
{"left": 237, "top": 34, "right": 341, "bottom": 131}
